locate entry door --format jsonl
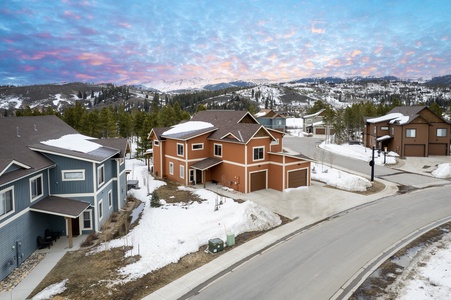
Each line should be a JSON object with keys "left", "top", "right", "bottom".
{"left": 71, "top": 217, "right": 80, "bottom": 237}
{"left": 195, "top": 170, "right": 202, "bottom": 184}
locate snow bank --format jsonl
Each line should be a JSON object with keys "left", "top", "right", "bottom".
{"left": 311, "top": 163, "right": 371, "bottom": 192}
{"left": 432, "top": 163, "right": 451, "bottom": 178}
{"left": 31, "top": 279, "right": 68, "bottom": 300}
{"left": 319, "top": 142, "right": 397, "bottom": 165}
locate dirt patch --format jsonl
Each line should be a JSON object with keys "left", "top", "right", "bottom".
{"left": 27, "top": 184, "right": 291, "bottom": 300}
{"left": 350, "top": 222, "right": 451, "bottom": 300}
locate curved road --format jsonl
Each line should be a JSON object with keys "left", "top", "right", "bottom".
{"left": 187, "top": 185, "right": 451, "bottom": 300}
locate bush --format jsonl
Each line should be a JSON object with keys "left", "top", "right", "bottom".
{"left": 150, "top": 190, "right": 161, "bottom": 207}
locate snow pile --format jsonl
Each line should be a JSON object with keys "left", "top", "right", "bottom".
{"left": 41, "top": 134, "right": 101, "bottom": 153}
{"left": 431, "top": 163, "right": 451, "bottom": 178}
{"left": 392, "top": 234, "right": 451, "bottom": 300}
{"left": 31, "top": 279, "right": 68, "bottom": 300}
{"left": 92, "top": 159, "right": 281, "bottom": 282}
{"left": 311, "top": 163, "right": 371, "bottom": 192}
{"left": 162, "top": 121, "right": 214, "bottom": 135}
{"left": 319, "top": 142, "right": 397, "bottom": 165}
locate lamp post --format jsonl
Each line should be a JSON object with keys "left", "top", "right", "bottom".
{"left": 370, "top": 146, "right": 375, "bottom": 182}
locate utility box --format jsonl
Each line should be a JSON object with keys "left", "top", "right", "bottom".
{"left": 208, "top": 238, "right": 224, "bottom": 254}
{"left": 226, "top": 233, "right": 235, "bottom": 247}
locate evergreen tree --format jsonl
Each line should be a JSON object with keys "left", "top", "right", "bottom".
{"left": 150, "top": 190, "right": 161, "bottom": 207}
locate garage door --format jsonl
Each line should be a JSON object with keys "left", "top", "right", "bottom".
{"left": 250, "top": 171, "right": 266, "bottom": 192}
{"left": 288, "top": 169, "right": 307, "bottom": 188}
{"left": 404, "top": 144, "right": 425, "bottom": 157}
{"left": 429, "top": 143, "right": 447, "bottom": 156}
{"left": 315, "top": 128, "right": 325, "bottom": 135}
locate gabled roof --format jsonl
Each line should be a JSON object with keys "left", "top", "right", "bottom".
{"left": 190, "top": 110, "right": 259, "bottom": 127}
{"left": 303, "top": 109, "right": 325, "bottom": 119}
{"left": 255, "top": 109, "right": 286, "bottom": 119}
{"left": 0, "top": 116, "right": 127, "bottom": 186}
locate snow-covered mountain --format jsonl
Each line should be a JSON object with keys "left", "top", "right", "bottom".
{"left": 138, "top": 77, "right": 274, "bottom": 93}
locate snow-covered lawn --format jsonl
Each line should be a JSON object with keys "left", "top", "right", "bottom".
{"left": 311, "top": 163, "right": 371, "bottom": 192}
{"left": 92, "top": 158, "right": 281, "bottom": 283}
{"left": 319, "top": 142, "right": 397, "bottom": 165}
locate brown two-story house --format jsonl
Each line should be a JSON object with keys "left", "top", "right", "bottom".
{"left": 363, "top": 106, "right": 450, "bottom": 157}
{"left": 148, "top": 110, "right": 311, "bottom": 193}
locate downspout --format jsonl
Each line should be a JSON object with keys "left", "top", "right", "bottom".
{"left": 93, "top": 162, "right": 99, "bottom": 232}
{"left": 245, "top": 143, "right": 248, "bottom": 193}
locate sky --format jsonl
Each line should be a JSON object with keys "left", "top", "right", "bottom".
{"left": 1, "top": 0, "right": 450, "bottom": 86}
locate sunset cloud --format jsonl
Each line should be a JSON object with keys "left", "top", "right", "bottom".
{"left": 0, "top": 0, "right": 450, "bottom": 85}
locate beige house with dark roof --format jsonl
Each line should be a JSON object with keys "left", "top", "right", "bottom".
{"left": 148, "top": 110, "right": 311, "bottom": 193}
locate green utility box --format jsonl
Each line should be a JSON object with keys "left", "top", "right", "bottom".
{"left": 208, "top": 238, "right": 224, "bottom": 254}
{"left": 226, "top": 233, "right": 235, "bottom": 247}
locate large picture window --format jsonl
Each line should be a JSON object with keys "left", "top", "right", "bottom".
{"left": 62, "top": 170, "right": 85, "bottom": 181}
{"left": 30, "top": 174, "right": 43, "bottom": 201}
{"left": 0, "top": 187, "right": 14, "bottom": 218}
{"left": 406, "top": 129, "right": 416, "bottom": 138}
{"left": 253, "top": 147, "right": 264, "bottom": 161}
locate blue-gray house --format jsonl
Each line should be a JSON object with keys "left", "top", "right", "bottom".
{"left": 255, "top": 109, "right": 286, "bottom": 132}
{"left": 0, "top": 115, "right": 129, "bottom": 281}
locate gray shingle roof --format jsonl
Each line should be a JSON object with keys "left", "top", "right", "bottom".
{"left": 0, "top": 116, "right": 127, "bottom": 186}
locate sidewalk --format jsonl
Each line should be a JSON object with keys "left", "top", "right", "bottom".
{"left": 0, "top": 235, "right": 86, "bottom": 300}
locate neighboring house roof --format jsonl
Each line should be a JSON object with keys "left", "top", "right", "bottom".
{"left": 150, "top": 110, "right": 276, "bottom": 144}
{"left": 0, "top": 116, "right": 127, "bottom": 186}
{"left": 303, "top": 109, "right": 325, "bottom": 119}
{"left": 255, "top": 109, "right": 286, "bottom": 119}
{"left": 366, "top": 106, "right": 446, "bottom": 125}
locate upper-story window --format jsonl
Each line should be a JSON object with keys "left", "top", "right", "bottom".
{"left": 406, "top": 128, "right": 416, "bottom": 138}
{"left": 437, "top": 128, "right": 447, "bottom": 137}
{"left": 98, "top": 165, "right": 105, "bottom": 187}
{"left": 381, "top": 126, "right": 389, "bottom": 131}
{"left": 373, "top": 126, "right": 377, "bottom": 134}
{"left": 62, "top": 170, "right": 85, "bottom": 181}
{"left": 177, "top": 143, "right": 184, "bottom": 156}
{"left": 0, "top": 187, "right": 14, "bottom": 219}
{"left": 154, "top": 140, "right": 159, "bottom": 146}
{"left": 253, "top": 146, "right": 264, "bottom": 161}
{"left": 391, "top": 127, "right": 394, "bottom": 135}
{"left": 30, "top": 174, "right": 43, "bottom": 202}
{"left": 214, "top": 144, "right": 222, "bottom": 157}
{"left": 192, "top": 143, "right": 203, "bottom": 150}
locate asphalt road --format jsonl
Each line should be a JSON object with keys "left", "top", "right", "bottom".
{"left": 283, "top": 136, "right": 448, "bottom": 188}
{"left": 188, "top": 185, "right": 451, "bottom": 300}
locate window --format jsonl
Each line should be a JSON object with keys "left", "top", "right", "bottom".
{"left": 192, "top": 143, "right": 203, "bottom": 150}
{"left": 0, "top": 187, "right": 14, "bottom": 218}
{"left": 180, "top": 165, "right": 185, "bottom": 179}
{"left": 253, "top": 147, "right": 264, "bottom": 161}
{"left": 154, "top": 140, "right": 159, "bottom": 146}
{"left": 169, "top": 162, "right": 174, "bottom": 175}
{"left": 62, "top": 170, "right": 85, "bottom": 181}
{"left": 30, "top": 174, "right": 43, "bottom": 201}
{"left": 406, "top": 129, "right": 416, "bottom": 138}
{"left": 391, "top": 127, "right": 394, "bottom": 135}
{"left": 373, "top": 126, "right": 377, "bottom": 134}
{"left": 82, "top": 209, "right": 92, "bottom": 230}
{"left": 381, "top": 126, "right": 389, "bottom": 131}
{"left": 437, "top": 128, "right": 447, "bottom": 137}
{"left": 214, "top": 144, "right": 222, "bottom": 157}
{"left": 189, "top": 169, "right": 195, "bottom": 183}
{"left": 98, "top": 200, "right": 103, "bottom": 220}
{"left": 108, "top": 190, "right": 113, "bottom": 208}
{"left": 177, "top": 143, "right": 184, "bottom": 156}
{"left": 97, "top": 165, "right": 105, "bottom": 186}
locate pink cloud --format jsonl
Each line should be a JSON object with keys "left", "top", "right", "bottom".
{"left": 64, "top": 10, "right": 81, "bottom": 20}
{"left": 351, "top": 50, "right": 362, "bottom": 57}
{"left": 77, "top": 53, "right": 111, "bottom": 66}
{"left": 118, "top": 22, "right": 132, "bottom": 29}
{"left": 311, "top": 21, "right": 326, "bottom": 34}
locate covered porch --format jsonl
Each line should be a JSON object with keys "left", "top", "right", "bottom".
{"left": 190, "top": 157, "right": 223, "bottom": 188}
{"left": 30, "top": 196, "right": 91, "bottom": 249}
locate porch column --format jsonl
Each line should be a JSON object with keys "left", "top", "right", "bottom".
{"left": 66, "top": 217, "right": 73, "bottom": 248}
{"left": 203, "top": 170, "right": 206, "bottom": 188}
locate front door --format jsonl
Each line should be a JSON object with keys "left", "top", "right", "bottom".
{"left": 195, "top": 170, "right": 202, "bottom": 184}
{"left": 71, "top": 217, "right": 80, "bottom": 237}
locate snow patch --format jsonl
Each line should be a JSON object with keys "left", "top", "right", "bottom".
{"left": 41, "top": 134, "right": 101, "bottom": 153}
{"left": 163, "top": 121, "right": 214, "bottom": 135}
{"left": 31, "top": 279, "right": 68, "bottom": 300}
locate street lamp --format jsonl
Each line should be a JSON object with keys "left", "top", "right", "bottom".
{"left": 369, "top": 146, "right": 387, "bottom": 181}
